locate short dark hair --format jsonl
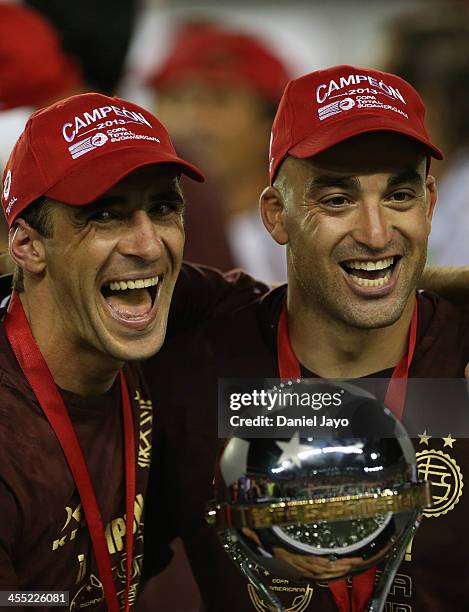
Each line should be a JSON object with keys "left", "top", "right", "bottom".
{"left": 12, "top": 197, "right": 53, "bottom": 293}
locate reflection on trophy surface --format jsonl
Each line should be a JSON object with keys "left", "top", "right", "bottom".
{"left": 206, "top": 382, "right": 432, "bottom": 611}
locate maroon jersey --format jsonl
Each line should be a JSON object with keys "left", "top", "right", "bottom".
{"left": 142, "top": 286, "right": 469, "bottom": 612}
{"left": 0, "top": 263, "right": 268, "bottom": 610}
{"left": 0, "top": 313, "right": 153, "bottom": 609}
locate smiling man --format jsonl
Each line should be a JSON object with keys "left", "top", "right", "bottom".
{"left": 262, "top": 129, "right": 437, "bottom": 379}
{"left": 0, "top": 92, "right": 205, "bottom": 609}
{"left": 142, "top": 66, "right": 469, "bottom": 611}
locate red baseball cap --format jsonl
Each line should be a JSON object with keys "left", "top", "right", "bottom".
{"left": 0, "top": 4, "right": 81, "bottom": 110}
{"left": 1, "top": 92, "right": 204, "bottom": 225}
{"left": 149, "top": 23, "right": 290, "bottom": 104}
{"left": 269, "top": 64, "right": 443, "bottom": 182}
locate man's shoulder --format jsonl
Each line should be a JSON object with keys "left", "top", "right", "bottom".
{"left": 0, "top": 317, "right": 56, "bottom": 498}
{"left": 142, "top": 285, "right": 285, "bottom": 416}
{"left": 0, "top": 308, "right": 34, "bottom": 404}
{"left": 153, "top": 283, "right": 285, "bottom": 367}
{"left": 167, "top": 262, "right": 270, "bottom": 335}
{"left": 147, "top": 298, "right": 263, "bottom": 375}
{"left": 414, "top": 290, "right": 469, "bottom": 375}
{"left": 424, "top": 290, "right": 469, "bottom": 336}
{"left": 0, "top": 330, "right": 42, "bottom": 424}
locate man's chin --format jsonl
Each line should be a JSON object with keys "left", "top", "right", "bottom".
{"left": 348, "top": 315, "right": 402, "bottom": 330}
{"left": 343, "top": 306, "right": 407, "bottom": 330}
{"left": 103, "top": 332, "right": 166, "bottom": 363}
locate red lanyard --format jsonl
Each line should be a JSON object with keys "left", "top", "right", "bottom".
{"left": 4, "top": 292, "right": 135, "bottom": 612}
{"left": 276, "top": 298, "right": 418, "bottom": 612}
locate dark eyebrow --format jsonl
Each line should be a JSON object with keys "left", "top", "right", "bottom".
{"left": 74, "top": 189, "right": 185, "bottom": 220}
{"left": 306, "top": 175, "right": 360, "bottom": 195}
{"left": 306, "top": 170, "right": 424, "bottom": 197}
{"left": 387, "top": 170, "right": 423, "bottom": 189}
{"left": 74, "top": 196, "right": 124, "bottom": 219}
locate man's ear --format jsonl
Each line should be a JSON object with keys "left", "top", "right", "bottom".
{"left": 260, "top": 186, "right": 289, "bottom": 245}
{"left": 425, "top": 174, "right": 438, "bottom": 223}
{"left": 9, "top": 219, "right": 47, "bottom": 274}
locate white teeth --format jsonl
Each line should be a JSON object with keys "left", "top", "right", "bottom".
{"left": 349, "top": 269, "right": 392, "bottom": 288}
{"left": 107, "top": 276, "right": 159, "bottom": 291}
{"left": 346, "top": 257, "right": 394, "bottom": 271}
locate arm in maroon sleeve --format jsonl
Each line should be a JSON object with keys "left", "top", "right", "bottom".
{"left": 420, "top": 266, "right": 469, "bottom": 306}
{"left": 167, "top": 262, "right": 270, "bottom": 336}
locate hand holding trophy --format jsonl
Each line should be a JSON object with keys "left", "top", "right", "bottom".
{"left": 207, "top": 381, "right": 432, "bottom": 611}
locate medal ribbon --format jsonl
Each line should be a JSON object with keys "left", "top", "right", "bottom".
{"left": 276, "top": 297, "right": 418, "bottom": 612}
{"left": 4, "top": 292, "right": 135, "bottom": 612}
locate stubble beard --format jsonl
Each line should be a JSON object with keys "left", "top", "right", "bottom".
{"left": 293, "top": 252, "right": 427, "bottom": 332}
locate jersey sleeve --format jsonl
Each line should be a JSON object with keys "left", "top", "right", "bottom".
{"left": 167, "top": 262, "right": 269, "bottom": 336}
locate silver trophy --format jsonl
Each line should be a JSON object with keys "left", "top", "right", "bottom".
{"left": 207, "top": 381, "right": 432, "bottom": 611}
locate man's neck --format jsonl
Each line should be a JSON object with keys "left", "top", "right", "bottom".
{"left": 287, "top": 293, "right": 417, "bottom": 379}
{"left": 19, "top": 292, "right": 121, "bottom": 397}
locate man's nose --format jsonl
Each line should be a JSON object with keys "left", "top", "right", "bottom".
{"left": 351, "top": 202, "right": 393, "bottom": 251}
{"left": 118, "top": 211, "right": 163, "bottom": 261}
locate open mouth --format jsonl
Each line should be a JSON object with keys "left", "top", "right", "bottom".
{"left": 100, "top": 275, "right": 161, "bottom": 325}
{"left": 340, "top": 256, "right": 400, "bottom": 288}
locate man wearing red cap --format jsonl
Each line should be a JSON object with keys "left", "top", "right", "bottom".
{"left": 0, "top": 92, "right": 207, "bottom": 608}
{"left": 148, "top": 22, "right": 291, "bottom": 282}
{"left": 0, "top": 3, "right": 81, "bottom": 112}
{"left": 142, "top": 66, "right": 469, "bottom": 611}
{"left": 0, "top": 2, "right": 83, "bottom": 266}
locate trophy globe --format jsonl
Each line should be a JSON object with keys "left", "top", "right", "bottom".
{"left": 207, "top": 382, "right": 431, "bottom": 611}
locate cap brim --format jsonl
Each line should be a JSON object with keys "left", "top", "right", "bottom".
{"left": 289, "top": 114, "right": 444, "bottom": 162}
{"left": 45, "top": 145, "right": 204, "bottom": 205}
